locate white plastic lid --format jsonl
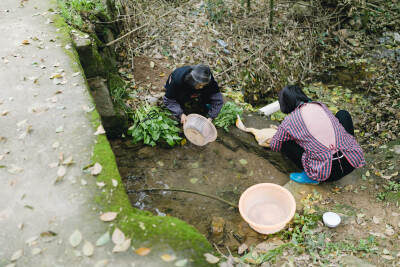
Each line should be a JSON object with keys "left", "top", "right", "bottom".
{"left": 323, "top": 212, "right": 341, "bottom": 228}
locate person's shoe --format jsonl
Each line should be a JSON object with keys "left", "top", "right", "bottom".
{"left": 290, "top": 171, "right": 319, "bottom": 185}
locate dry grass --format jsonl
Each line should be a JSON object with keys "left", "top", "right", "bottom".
{"left": 111, "top": 0, "right": 398, "bottom": 105}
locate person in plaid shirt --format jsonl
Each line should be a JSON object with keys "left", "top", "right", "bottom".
{"left": 269, "top": 85, "right": 365, "bottom": 184}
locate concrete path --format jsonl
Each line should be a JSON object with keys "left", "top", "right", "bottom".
{"left": 0, "top": 1, "right": 148, "bottom": 266}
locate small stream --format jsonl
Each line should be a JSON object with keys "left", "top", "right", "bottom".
{"left": 110, "top": 138, "right": 288, "bottom": 247}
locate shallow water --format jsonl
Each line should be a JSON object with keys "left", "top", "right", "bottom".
{"left": 110, "top": 139, "right": 288, "bottom": 240}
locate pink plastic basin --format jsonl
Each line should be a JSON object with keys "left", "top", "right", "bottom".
{"left": 239, "top": 183, "right": 296, "bottom": 234}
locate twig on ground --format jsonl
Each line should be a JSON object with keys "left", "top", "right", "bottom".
{"left": 130, "top": 188, "right": 238, "bottom": 208}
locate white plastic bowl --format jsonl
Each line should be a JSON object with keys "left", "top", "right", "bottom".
{"left": 323, "top": 212, "right": 341, "bottom": 228}
{"left": 239, "top": 183, "right": 296, "bottom": 234}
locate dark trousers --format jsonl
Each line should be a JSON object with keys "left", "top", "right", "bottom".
{"left": 281, "top": 110, "right": 355, "bottom": 182}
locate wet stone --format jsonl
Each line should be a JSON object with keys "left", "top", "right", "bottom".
{"left": 123, "top": 140, "right": 145, "bottom": 150}
{"left": 210, "top": 216, "right": 225, "bottom": 244}
{"left": 137, "top": 147, "right": 154, "bottom": 159}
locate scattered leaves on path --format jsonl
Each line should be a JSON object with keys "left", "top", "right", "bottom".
{"left": 91, "top": 163, "right": 102, "bottom": 176}
{"left": 96, "top": 181, "right": 106, "bottom": 188}
{"left": 161, "top": 254, "right": 176, "bottom": 262}
{"left": 8, "top": 165, "right": 23, "bottom": 174}
{"left": 135, "top": 247, "right": 151, "bottom": 256}
{"left": 174, "top": 259, "right": 188, "bottom": 266}
{"left": 1, "top": 110, "right": 10, "bottom": 116}
{"left": 57, "top": 166, "right": 66, "bottom": 178}
{"left": 10, "top": 249, "right": 23, "bottom": 262}
{"left": 204, "top": 253, "right": 220, "bottom": 264}
{"left": 69, "top": 229, "right": 82, "bottom": 247}
{"left": 82, "top": 105, "right": 95, "bottom": 113}
{"left": 31, "top": 248, "right": 42, "bottom": 255}
{"left": 82, "top": 240, "right": 94, "bottom": 257}
{"left": 94, "top": 259, "right": 110, "bottom": 267}
{"left": 112, "top": 228, "right": 125, "bottom": 245}
{"left": 40, "top": 231, "right": 57, "bottom": 243}
{"left": 25, "top": 235, "right": 38, "bottom": 246}
{"left": 16, "top": 119, "right": 27, "bottom": 128}
{"left": 62, "top": 156, "right": 73, "bottom": 165}
{"left": 95, "top": 231, "right": 110, "bottom": 247}
{"left": 49, "top": 162, "right": 58, "bottom": 168}
{"left": 55, "top": 125, "right": 64, "bottom": 133}
{"left": 100, "top": 212, "right": 118, "bottom": 222}
{"left": 94, "top": 125, "right": 106, "bottom": 135}
{"left": 112, "top": 238, "right": 131, "bottom": 253}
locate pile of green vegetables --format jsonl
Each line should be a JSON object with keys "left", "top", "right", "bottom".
{"left": 127, "top": 104, "right": 182, "bottom": 147}
{"left": 213, "top": 102, "right": 243, "bottom": 131}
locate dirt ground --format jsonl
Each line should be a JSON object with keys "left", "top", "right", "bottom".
{"left": 112, "top": 54, "right": 400, "bottom": 266}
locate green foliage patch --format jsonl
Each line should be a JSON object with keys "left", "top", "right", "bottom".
{"left": 57, "top": 0, "right": 107, "bottom": 27}
{"left": 128, "top": 104, "right": 182, "bottom": 147}
{"left": 213, "top": 102, "right": 243, "bottom": 131}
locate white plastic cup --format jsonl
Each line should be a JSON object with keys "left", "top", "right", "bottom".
{"left": 323, "top": 212, "right": 341, "bottom": 228}
{"left": 259, "top": 101, "right": 280, "bottom": 116}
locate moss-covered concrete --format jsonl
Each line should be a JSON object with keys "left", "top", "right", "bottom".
{"left": 52, "top": 7, "right": 214, "bottom": 266}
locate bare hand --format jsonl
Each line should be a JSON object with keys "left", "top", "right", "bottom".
{"left": 208, "top": 118, "right": 213, "bottom": 122}
{"left": 180, "top": 114, "right": 187, "bottom": 124}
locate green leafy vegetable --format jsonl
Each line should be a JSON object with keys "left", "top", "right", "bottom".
{"left": 127, "top": 104, "right": 182, "bottom": 147}
{"left": 213, "top": 102, "right": 243, "bottom": 131}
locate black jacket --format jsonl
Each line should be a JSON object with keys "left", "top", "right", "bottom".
{"left": 164, "top": 66, "right": 220, "bottom": 106}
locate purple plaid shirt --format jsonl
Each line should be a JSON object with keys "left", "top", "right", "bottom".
{"left": 270, "top": 102, "right": 365, "bottom": 181}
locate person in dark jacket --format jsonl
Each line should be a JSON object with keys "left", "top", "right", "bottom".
{"left": 163, "top": 64, "right": 224, "bottom": 124}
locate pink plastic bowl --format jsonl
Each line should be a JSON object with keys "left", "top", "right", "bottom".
{"left": 239, "top": 183, "right": 296, "bottom": 234}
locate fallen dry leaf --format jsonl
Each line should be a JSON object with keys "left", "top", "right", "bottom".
{"left": 135, "top": 247, "right": 151, "bottom": 256}
{"left": 16, "top": 119, "right": 28, "bottom": 128}
{"left": 94, "top": 125, "right": 106, "bottom": 135}
{"left": 161, "top": 254, "right": 176, "bottom": 262}
{"left": 111, "top": 228, "right": 125, "bottom": 245}
{"left": 96, "top": 182, "right": 105, "bottom": 188}
{"left": 100, "top": 212, "right": 118, "bottom": 222}
{"left": 94, "top": 259, "right": 110, "bottom": 267}
{"left": 174, "top": 259, "right": 188, "bottom": 266}
{"left": 238, "top": 243, "right": 248, "bottom": 254}
{"left": 62, "top": 156, "right": 73, "bottom": 165}
{"left": 55, "top": 125, "right": 64, "bottom": 133}
{"left": 10, "top": 249, "right": 23, "bottom": 262}
{"left": 82, "top": 240, "right": 94, "bottom": 257}
{"left": 69, "top": 229, "right": 82, "bottom": 247}
{"left": 57, "top": 166, "right": 66, "bottom": 177}
{"left": 204, "top": 253, "right": 219, "bottom": 264}
{"left": 1, "top": 110, "right": 10, "bottom": 116}
{"left": 95, "top": 231, "right": 110, "bottom": 247}
{"left": 31, "top": 248, "right": 41, "bottom": 255}
{"left": 91, "top": 163, "right": 102, "bottom": 175}
{"left": 112, "top": 238, "right": 131, "bottom": 253}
